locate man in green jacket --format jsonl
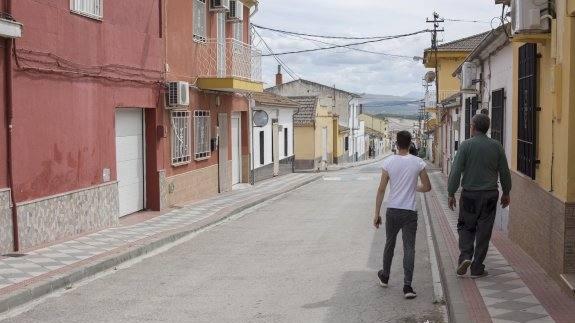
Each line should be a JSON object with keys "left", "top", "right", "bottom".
{"left": 448, "top": 114, "right": 511, "bottom": 278}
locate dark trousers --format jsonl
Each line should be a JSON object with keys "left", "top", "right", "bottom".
{"left": 382, "top": 208, "right": 418, "bottom": 286}
{"left": 457, "top": 190, "right": 499, "bottom": 274}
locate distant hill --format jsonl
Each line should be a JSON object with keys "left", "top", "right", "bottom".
{"left": 359, "top": 93, "right": 423, "bottom": 117}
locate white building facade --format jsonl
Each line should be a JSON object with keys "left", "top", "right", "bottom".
{"left": 251, "top": 92, "right": 299, "bottom": 183}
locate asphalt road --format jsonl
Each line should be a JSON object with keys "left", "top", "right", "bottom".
{"left": 3, "top": 162, "right": 443, "bottom": 323}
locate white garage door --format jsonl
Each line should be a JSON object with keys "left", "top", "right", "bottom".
{"left": 115, "top": 109, "right": 145, "bottom": 217}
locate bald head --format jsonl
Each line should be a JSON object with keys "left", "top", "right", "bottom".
{"left": 472, "top": 114, "right": 490, "bottom": 135}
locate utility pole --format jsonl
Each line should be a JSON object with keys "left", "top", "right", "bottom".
{"left": 426, "top": 12, "right": 444, "bottom": 105}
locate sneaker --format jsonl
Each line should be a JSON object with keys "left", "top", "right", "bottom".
{"left": 470, "top": 270, "right": 489, "bottom": 279}
{"left": 377, "top": 270, "right": 389, "bottom": 287}
{"left": 456, "top": 259, "right": 472, "bottom": 276}
{"left": 403, "top": 285, "right": 417, "bottom": 299}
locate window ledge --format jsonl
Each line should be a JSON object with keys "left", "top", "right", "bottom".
{"left": 71, "top": 10, "right": 103, "bottom": 21}
{"left": 194, "top": 156, "right": 211, "bottom": 162}
{"left": 172, "top": 161, "right": 192, "bottom": 167}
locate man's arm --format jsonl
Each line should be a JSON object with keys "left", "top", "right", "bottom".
{"left": 498, "top": 146, "right": 512, "bottom": 208}
{"left": 374, "top": 170, "right": 389, "bottom": 229}
{"left": 417, "top": 169, "right": 432, "bottom": 193}
{"left": 448, "top": 144, "right": 466, "bottom": 210}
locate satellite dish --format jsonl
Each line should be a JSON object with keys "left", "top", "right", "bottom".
{"left": 253, "top": 110, "right": 269, "bottom": 127}
{"left": 424, "top": 71, "right": 436, "bottom": 84}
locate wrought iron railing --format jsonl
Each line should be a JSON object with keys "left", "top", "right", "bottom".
{"left": 197, "top": 38, "right": 262, "bottom": 83}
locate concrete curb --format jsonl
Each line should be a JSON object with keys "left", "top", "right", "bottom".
{"left": 0, "top": 175, "right": 322, "bottom": 314}
{"left": 422, "top": 191, "right": 471, "bottom": 323}
{"left": 326, "top": 153, "right": 392, "bottom": 172}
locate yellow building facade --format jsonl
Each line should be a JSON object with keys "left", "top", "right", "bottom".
{"left": 506, "top": 0, "right": 575, "bottom": 287}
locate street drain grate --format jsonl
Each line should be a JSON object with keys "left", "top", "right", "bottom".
{"left": 2, "top": 253, "right": 27, "bottom": 258}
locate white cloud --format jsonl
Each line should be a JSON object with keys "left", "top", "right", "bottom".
{"left": 252, "top": 0, "right": 502, "bottom": 95}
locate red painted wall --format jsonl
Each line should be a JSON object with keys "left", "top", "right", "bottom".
{"left": 0, "top": 43, "right": 6, "bottom": 189}
{"left": 163, "top": 0, "right": 250, "bottom": 178}
{"left": 10, "top": 0, "right": 163, "bottom": 202}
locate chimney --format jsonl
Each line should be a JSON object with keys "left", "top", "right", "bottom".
{"left": 275, "top": 65, "right": 283, "bottom": 86}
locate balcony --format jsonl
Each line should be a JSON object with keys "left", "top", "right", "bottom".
{"left": 424, "top": 90, "right": 461, "bottom": 108}
{"left": 197, "top": 38, "right": 263, "bottom": 93}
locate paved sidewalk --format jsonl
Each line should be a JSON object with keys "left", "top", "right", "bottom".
{"left": 425, "top": 169, "right": 575, "bottom": 323}
{"left": 0, "top": 173, "right": 320, "bottom": 313}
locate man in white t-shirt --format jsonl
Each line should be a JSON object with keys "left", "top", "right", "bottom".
{"left": 373, "top": 130, "right": 431, "bottom": 299}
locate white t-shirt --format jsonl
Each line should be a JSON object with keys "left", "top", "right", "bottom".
{"left": 382, "top": 154, "right": 426, "bottom": 211}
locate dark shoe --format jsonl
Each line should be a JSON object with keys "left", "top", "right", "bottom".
{"left": 456, "top": 259, "right": 472, "bottom": 276}
{"left": 470, "top": 270, "right": 489, "bottom": 279}
{"left": 403, "top": 285, "right": 417, "bottom": 299}
{"left": 377, "top": 270, "right": 389, "bottom": 287}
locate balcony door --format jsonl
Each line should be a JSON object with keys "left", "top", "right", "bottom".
{"left": 216, "top": 12, "right": 226, "bottom": 78}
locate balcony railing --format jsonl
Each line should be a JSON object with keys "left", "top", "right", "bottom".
{"left": 197, "top": 38, "right": 262, "bottom": 83}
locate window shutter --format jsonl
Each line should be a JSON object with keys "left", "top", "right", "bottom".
{"left": 517, "top": 43, "right": 538, "bottom": 179}
{"left": 491, "top": 89, "right": 505, "bottom": 146}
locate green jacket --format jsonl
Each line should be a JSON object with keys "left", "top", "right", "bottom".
{"left": 448, "top": 133, "right": 512, "bottom": 197}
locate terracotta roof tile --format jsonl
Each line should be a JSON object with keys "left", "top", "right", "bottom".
{"left": 252, "top": 92, "right": 300, "bottom": 108}
{"left": 288, "top": 96, "right": 318, "bottom": 126}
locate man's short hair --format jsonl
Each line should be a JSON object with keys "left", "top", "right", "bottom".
{"left": 472, "top": 114, "right": 490, "bottom": 134}
{"left": 396, "top": 131, "right": 412, "bottom": 150}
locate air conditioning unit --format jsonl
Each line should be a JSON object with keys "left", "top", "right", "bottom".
{"left": 167, "top": 81, "right": 190, "bottom": 108}
{"left": 461, "top": 62, "right": 478, "bottom": 92}
{"left": 210, "top": 0, "right": 230, "bottom": 11}
{"left": 227, "top": 0, "right": 244, "bottom": 21}
{"left": 511, "top": 0, "right": 551, "bottom": 35}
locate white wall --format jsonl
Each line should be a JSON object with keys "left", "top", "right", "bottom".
{"left": 481, "top": 44, "right": 513, "bottom": 161}
{"left": 252, "top": 107, "right": 296, "bottom": 169}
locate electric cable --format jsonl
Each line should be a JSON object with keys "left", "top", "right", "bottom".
{"left": 252, "top": 27, "right": 300, "bottom": 80}
{"left": 252, "top": 24, "right": 428, "bottom": 40}
{"left": 260, "top": 30, "right": 430, "bottom": 57}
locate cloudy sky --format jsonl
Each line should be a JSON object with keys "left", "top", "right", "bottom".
{"left": 252, "top": 0, "right": 503, "bottom": 96}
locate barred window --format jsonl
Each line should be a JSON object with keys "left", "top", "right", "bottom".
{"left": 171, "top": 110, "right": 192, "bottom": 166}
{"left": 193, "top": 0, "right": 207, "bottom": 42}
{"left": 194, "top": 110, "right": 211, "bottom": 160}
{"left": 70, "top": 0, "right": 103, "bottom": 19}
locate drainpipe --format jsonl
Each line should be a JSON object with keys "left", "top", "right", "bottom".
{"left": 4, "top": 0, "right": 18, "bottom": 252}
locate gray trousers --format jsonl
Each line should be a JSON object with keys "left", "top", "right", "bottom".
{"left": 457, "top": 190, "right": 499, "bottom": 275}
{"left": 382, "top": 208, "right": 418, "bottom": 286}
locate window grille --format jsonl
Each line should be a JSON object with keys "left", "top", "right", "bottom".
{"left": 70, "top": 0, "right": 103, "bottom": 19}
{"left": 518, "top": 43, "right": 538, "bottom": 179}
{"left": 491, "top": 89, "right": 505, "bottom": 146}
{"left": 171, "top": 110, "right": 192, "bottom": 166}
{"left": 194, "top": 110, "right": 211, "bottom": 160}
{"left": 259, "top": 131, "right": 265, "bottom": 165}
{"left": 465, "top": 96, "right": 478, "bottom": 139}
{"left": 284, "top": 128, "right": 288, "bottom": 157}
{"left": 193, "top": 0, "right": 207, "bottom": 42}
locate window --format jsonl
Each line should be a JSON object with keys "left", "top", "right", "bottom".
{"left": 491, "top": 89, "right": 505, "bottom": 146}
{"left": 465, "top": 96, "right": 478, "bottom": 139}
{"left": 171, "top": 110, "right": 192, "bottom": 166}
{"left": 193, "top": 0, "right": 207, "bottom": 42}
{"left": 518, "top": 43, "right": 538, "bottom": 179}
{"left": 233, "top": 22, "right": 243, "bottom": 42}
{"left": 259, "top": 131, "right": 265, "bottom": 165}
{"left": 284, "top": 128, "right": 289, "bottom": 157}
{"left": 194, "top": 110, "right": 211, "bottom": 160}
{"left": 345, "top": 137, "right": 349, "bottom": 151}
{"left": 70, "top": 0, "right": 103, "bottom": 19}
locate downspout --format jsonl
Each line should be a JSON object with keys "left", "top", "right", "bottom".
{"left": 4, "top": 0, "right": 19, "bottom": 252}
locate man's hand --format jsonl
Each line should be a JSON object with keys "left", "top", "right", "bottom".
{"left": 373, "top": 215, "right": 382, "bottom": 229}
{"left": 501, "top": 194, "right": 510, "bottom": 208}
{"left": 448, "top": 196, "right": 457, "bottom": 211}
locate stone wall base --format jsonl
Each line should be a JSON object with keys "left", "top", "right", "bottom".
{"left": 0, "top": 189, "right": 13, "bottom": 253}
{"left": 17, "top": 182, "right": 119, "bottom": 251}
{"left": 509, "top": 171, "right": 575, "bottom": 282}
{"left": 166, "top": 165, "right": 219, "bottom": 207}
{"left": 253, "top": 156, "right": 294, "bottom": 182}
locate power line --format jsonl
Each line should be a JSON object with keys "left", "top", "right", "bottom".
{"left": 252, "top": 27, "right": 300, "bottom": 80}
{"left": 253, "top": 24, "right": 427, "bottom": 40}
{"left": 287, "top": 33, "right": 419, "bottom": 60}
{"left": 444, "top": 18, "right": 491, "bottom": 24}
{"left": 260, "top": 30, "right": 430, "bottom": 57}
